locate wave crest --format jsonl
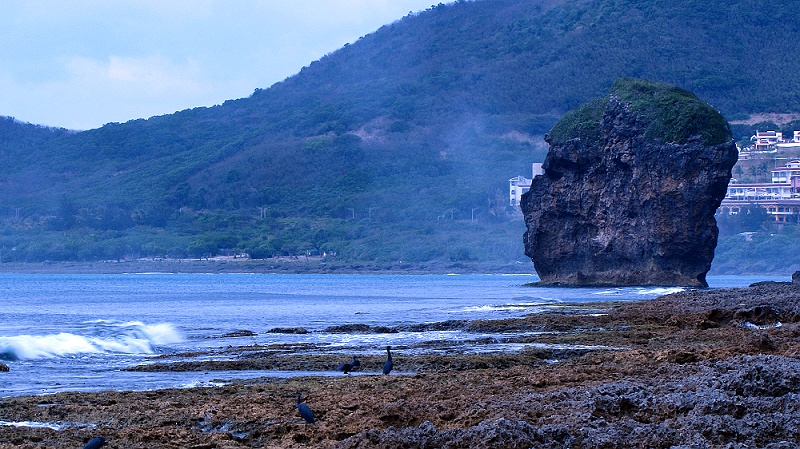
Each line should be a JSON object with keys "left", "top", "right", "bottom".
{"left": 0, "top": 321, "right": 184, "bottom": 361}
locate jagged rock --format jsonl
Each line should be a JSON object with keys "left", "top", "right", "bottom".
{"left": 221, "top": 329, "right": 257, "bottom": 337}
{"left": 334, "top": 355, "right": 800, "bottom": 449}
{"left": 521, "top": 79, "right": 738, "bottom": 287}
{"left": 333, "top": 419, "right": 549, "bottom": 449}
{"left": 0, "top": 362, "right": 8, "bottom": 372}
{"left": 324, "top": 323, "right": 372, "bottom": 333}
{"left": 266, "top": 327, "right": 309, "bottom": 334}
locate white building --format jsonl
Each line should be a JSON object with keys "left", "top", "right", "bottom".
{"left": 751, "top": 130, "right": 783, "bottom": 152}
{"left": 721, "top": 160, "right": 800, "bottom": 222}
{"left": 776, "top": 131, "right": 800, "bottom": 150}
{"left": 769, "top": 160, "right": 800, "bottom": 183}
{"left": 509, "top": 163, "right": 544, "bottom": 207}
{"left": 509, "top": 175, "right": 531, "bottom": 207}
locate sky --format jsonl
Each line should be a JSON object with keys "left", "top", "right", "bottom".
{"left": 0, "top": 1, "right": 439, "bottom": 130}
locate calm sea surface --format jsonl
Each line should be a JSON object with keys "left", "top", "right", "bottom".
{"left": 0, "top": 273, "right": 786, "bottom": 397}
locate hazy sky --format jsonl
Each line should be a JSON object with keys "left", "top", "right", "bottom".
{"left": 0, "top": 1, "right": 439, "bottom": 130}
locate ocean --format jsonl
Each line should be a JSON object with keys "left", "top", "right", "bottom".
{"left": 0, "top": 272, "right": 785, "bottom": 398}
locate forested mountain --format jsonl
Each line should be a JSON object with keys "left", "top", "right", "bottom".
{"left": 0, "top": 116, "right": 73, "bottom": 173}
{"left": 2, "top": 0, "right": 800, "bottom": 268}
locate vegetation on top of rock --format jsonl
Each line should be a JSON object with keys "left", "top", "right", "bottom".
{"left": 546, "top": 97, "right": 608, "bottom": 146}
{"left": 610, "top": 78, "right": 731, "bottom": 146}
{"left": 548, "top": 79, "right": 731, "bottom": 147}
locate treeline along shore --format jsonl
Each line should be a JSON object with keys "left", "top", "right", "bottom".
{"left": 1, "top": 279, "right": 799, "bottom": 448}
{"left": 0, "top": 259, "right": 536, "bottom": 275}
{"left": 0, "top": 259, "right": 792, "bottom": 276}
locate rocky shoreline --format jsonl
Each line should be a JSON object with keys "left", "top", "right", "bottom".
{"left": 1, "top": 281, "right": 799, "bottom": 448}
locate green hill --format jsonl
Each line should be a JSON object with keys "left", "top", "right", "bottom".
{"left": 2, "top": 0, "right": 800, "bottom": 269}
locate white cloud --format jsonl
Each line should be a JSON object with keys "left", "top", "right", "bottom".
{"left": 65, "top": 55, "right": 206, "bottom": 95}
{"left": 0, "top": 0, "right": 439, "bottom": 129}
{"left": 0, "top": 55, "right": 220, "bottom": 130}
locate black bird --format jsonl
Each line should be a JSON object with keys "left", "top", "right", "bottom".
{"left": 337, "top": 355, "right": 360, "bottom": 374}
{"left": 383, "top": 346, "right": 393, "bottom": 375}
{"left": 83, "top": 436, "right": 107, "bottom": 449}
{"left": 296, "top": 393, "right": 315, "bottom": 424}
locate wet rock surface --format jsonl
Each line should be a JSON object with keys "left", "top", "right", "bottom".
{"left": 2, "top": 281, "right": 800, "bottom": 448}
{"left": 522, "top": 79, "right": 738, "bottom": 287}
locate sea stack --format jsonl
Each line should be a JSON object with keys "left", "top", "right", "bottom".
{"left": 521, "top": 78, "right": 738, "bottom": 287}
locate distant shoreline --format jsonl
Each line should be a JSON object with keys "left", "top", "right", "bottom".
{"left": 0, "top": 259, "right": 790, "bottom": 277}
{"left": 0, "top": 259, "right": 537, "bottom": 275}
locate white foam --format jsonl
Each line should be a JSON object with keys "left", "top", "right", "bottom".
{"left": 117, "top": 321, "right": 185, "bottom": 345}
{"left": 457, "top": 302, "right": 559, "bottom": 312}
{"left": 0, "top": 322, "right": 184, "bottom": 361}
{"left": 744, "top": 321, "right": 782, "bottom": 330}
{"left": 592, "top": 287, "right": 685, "bottom": 296}
{"left": 635, "top": 287, "right": 684, "bottom": 296}
{"left": 179, "top": 380, "right": 229, "bottom": 389}
{"left": 0, "top": 420, "right": 65, "bottom": 430}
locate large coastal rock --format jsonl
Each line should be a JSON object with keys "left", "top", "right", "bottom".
{"left": 521, "top": 79, "right": 738, "bottom": 287}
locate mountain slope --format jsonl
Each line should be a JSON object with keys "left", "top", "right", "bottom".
{"left": 2, "top": 0, "right": 799, "bottom": 264}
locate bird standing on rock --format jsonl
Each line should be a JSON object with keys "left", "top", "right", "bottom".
{"left": 83, "top": 436, "right": 107, "bottom": 449}
{"left": 296, "top": 393, "right": 316, "bottom": 424}
{"left": 383, "top": 346, "right": 393, "bottom": 375}
{"left": 337, "top": 355, "right": 360, "bottom": 374}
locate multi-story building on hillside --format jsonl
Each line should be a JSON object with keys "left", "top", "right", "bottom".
{"left": 739, "top": 130, "right": 800, "bottom": 159}
{"left": 720, "top": 160, "right": 800, "bottom": 222}
{"left": 752, "top": 130, "right": 783, "bottom": 152}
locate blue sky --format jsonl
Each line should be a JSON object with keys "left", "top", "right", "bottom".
{"left": 0, "top": 1, "right": 439, "bottom": 130}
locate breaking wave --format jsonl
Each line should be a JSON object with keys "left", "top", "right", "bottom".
{"left": 456, "top": 299, "right": 562, "bottom": 313}
{"left": 592, "top": 286, "right": 685, "bottom": 297}
{"left": 0, "top": 321, "right": 184, "bottom": 361}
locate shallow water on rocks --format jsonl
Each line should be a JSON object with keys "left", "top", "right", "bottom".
{"left": 0, "top": 273, "right": 785, "bottom": 397}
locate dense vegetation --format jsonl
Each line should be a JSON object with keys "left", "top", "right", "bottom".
{"left": 2, "top": 0, "right": 800, "bottom": 272}
{"left": 611, "top": 79, "right": 731, "bottom": 146}
{"left": 547, "top": 97, "right": 608, "bottom": 146}
{"left": 547, "top": 79, "right": 731, "bottom": 146}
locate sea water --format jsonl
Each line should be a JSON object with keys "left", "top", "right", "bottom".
{"left": 0, "top": 273, "right": 785, "bottom": 397}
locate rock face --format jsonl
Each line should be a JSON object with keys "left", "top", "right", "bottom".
{"left": 521, "top": 79, "right": 738, "bottom": 287}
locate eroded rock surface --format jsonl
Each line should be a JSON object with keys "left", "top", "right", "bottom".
{"left": 521, "top": 79, "right": 738, "bottom": 287}
{"left": 336, "top": 355, "right": 800, "bottom": 449}
{"left": 2, "top": 281, "right": 799, "bottom": 448}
